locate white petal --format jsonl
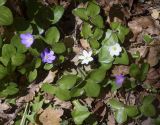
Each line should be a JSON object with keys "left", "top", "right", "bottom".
{"left": 78, "top": 55, "right": 85, "bottom": 60}
{"left": 81, "top": 59, "right": 89, "bottom": 64}
{"left": 88, "top": 57, "right": 93, "bottom": 62}
{"left": 114, "top": 51, "right": 121, "bottom": 56}
{"left": 82, "top": 50, "right": 89, "bottom": 57}
{"left": 88, "top": 51, "right": 92, "bottom": 57}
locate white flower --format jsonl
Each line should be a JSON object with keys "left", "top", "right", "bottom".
{"left": 108, "top": 43, "right": 122, "bottom": 57}
{"left": 78, "top": 50, "right": 93, "bottom": 64}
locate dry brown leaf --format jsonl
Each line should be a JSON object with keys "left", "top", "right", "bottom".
{"left": 128, "top": 46, "right": 148, "bottom": 58}
{"left": 39, "top": 108, "right": 63, "bottom": 125}
{"left": 128, "top": 16, "right": 156, "bottom": 41}
{"left": 80, "top": 39, "right": 91, "bottom": 50}
{"left": 147, "top": 47, "right": 160, "bottom": 67}
{"left": 42, "top": 70, "right": 58, "bottom": 84}
{"left": 112, "top": 65, "right": 129, "bottom": 76}
{"left": 53, "top": 97, "right": 72, "bottom": 109}
{"left": 84, "top": 97, "right": 94, "bottom": 108}
{"left": 151, "top": 9, "right": 160, "bottom": 19}
{"left": 107, "top": 113, "right": 116, "bottom": 125}
{"left": 0, "top": 103, "right": 10, "bottom": 111}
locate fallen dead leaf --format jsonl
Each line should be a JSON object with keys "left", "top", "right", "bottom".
{"left": 107, "top": 113, "right": 116, "bottom": 125}
{"left": 147, "top": 47, "right": 160, "bottom": 67}
{"left": 151, "top": 9, "right": 159, "bottom": 19}
{"left": 53, "top": 97, "right": 72, "bottom": 109}
{"left": 0, "top": 103, "right": 10, "bottom": 111}
{"left": 112, "top": 65, "right": 129, "bottom": 76}
{"left": 42, "top": 70, "right": 58, "bottom": 84}
{"left": 80, "top": 39, "right": 91, "bottom": 50}
{"left": 39, "top": 107, "right": 63, "bottom": 125}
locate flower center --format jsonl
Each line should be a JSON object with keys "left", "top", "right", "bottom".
{"left": 45, "top": 55, "right": 49, "bottom": 59}
{"left": 28, "top": 38, "right": 33, "bottom": 42}
{"left": 113, "top": 46, "right": 117, "bottom": 51}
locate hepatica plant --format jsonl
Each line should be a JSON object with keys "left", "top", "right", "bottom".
{"left": 0, "top": 0, "right": 158, "bottom": 125}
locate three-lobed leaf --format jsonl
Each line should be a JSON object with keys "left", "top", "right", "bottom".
{"left": 71, "top": 100, "right": 90, "bottom": 125}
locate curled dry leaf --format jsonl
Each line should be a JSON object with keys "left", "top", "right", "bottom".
{"left": 39, "top": 107, "right": 63, "bottom": 125}
{"left": 147, "top": 47, "right": 160, "bottom": 67}
{"left": 112, "top": 65, "right": 129, "bottom": 76}
{"left": 53, "top": 97, "right": 72, "bottom": 109}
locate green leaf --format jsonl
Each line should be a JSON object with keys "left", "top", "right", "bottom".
{"left": 11, "top": 35, "right": 27, "bottom": 53}
{"left": 143, "top": 34, "right": 153, "bottom": 43}
{"left": 0, "top": 0, "right": 7, "bottom": 6}
{"left": 111, "top": 22, "right": 129, "bottom": 43}
{"left": 35, "top": 58, "right": 41, "bottom": 68}
{"left": 0, "top": 64, "right": 7, "bottom": 80}
{"left": 2, "top": 44, "right": 16, "bottom": 59}
{"left": 71, "top": 100, "right": 90, "bottom": 125}
{"left": 115, "top": 108, "right": 127, "bottom": 124}
{"left": 140, "top": 63, "right": 149, "bottom": 81}
{"left": 28, "top": 48, "right": 40, "bottom": 56}
{"left": 71, "top": 88, "right": 84, "bottom": 97}
{"left": 111, "top": 22, "right": 120, "bottom": 30}
{"left": 93, "top": 28, "right": 103, "bottom": 40}
{"left": 11, "top": 53, "right": 25, "bottom": 66}
{"left": 52, "top": 42, "right": 66, "bottom": 54}
{"left": 45, "top": 27, "right": 60, "bottom": 45}
{"left": 81, "top": 22, "right": 92, "bottom": 39}
{"left": 98, "top": 45, "right": 114, "bottom": 64}
{"left": 32, "top": 100, "right": 43, "bottom": 112}
{"left": 57, "top": 75, "right": 78, "bottom": 90}
{"left": 1, "top": 44, "right": 16, "bottom": 66}
{"left": 72, "top": 8, "right": 88, "bottom": 21}
{"left": 44, "top": 63, "right": 53, "bottom": 70}
{"left": 117, "top": 26, "right": 129, "bottom": 43}
{"left": 129, "top": 64, "right": 141, "bottom": 79}
{"left": 0, "top": 82, "right": 19, "bottom": 97}
{"left": 86, "top": 1, "right": 100, "bottom": 17}
{"left": 89, "top": 68, "right": 106, "bottom": 83}
{"left": 84, "top": 79, "right": 100, "bottom": 97}
{"left": 114, "top": 48, "right": 129, "bottom": 65}
{"left": 50, "top": 5, "right": 64, "bottom": 24}
{"left": 89, "top": 39, "right": 100, "bottom": 49}
{"left": 125, "top": 106, "right": 139, "bottom": 117}
{"left": 102, "top": 32, "right": 118, "bottom": 46}
{"left": 41, "top": 83, "right": 56, "bottom": 95}
{"left": 26, "top": 112, "right": 36, "bottom": 123}
{"left": 90, "top": 15, "right": 104, "bottom": 28}
{"left": 108, "top": 98, "right": 124, "bottom": 110}
{"left": 143, "top": 95, "right": 155, "bottom": 105}
{"left": 55, "top": 88, "right": 71, "bottom": 100}
{"left": 28, "top": 69, "right": 37, "bottom": 82}
{"left": 0, "top": 6, "right": 13, "bottom": 25}
{"left": 140, "top": 104, "right": 156, "bottom": 117}
{"left": 101, "top": 63, "right": 112, "bottom": 71}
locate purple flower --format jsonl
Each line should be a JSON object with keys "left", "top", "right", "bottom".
{"left": 41, "top": 48, "right": 56, "bottom": 63}
{"left": 115, "top": 75, "right": 125, "bottom": 86}
{"left": 20, "top": 33, "right": 34, "bottom": 48}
